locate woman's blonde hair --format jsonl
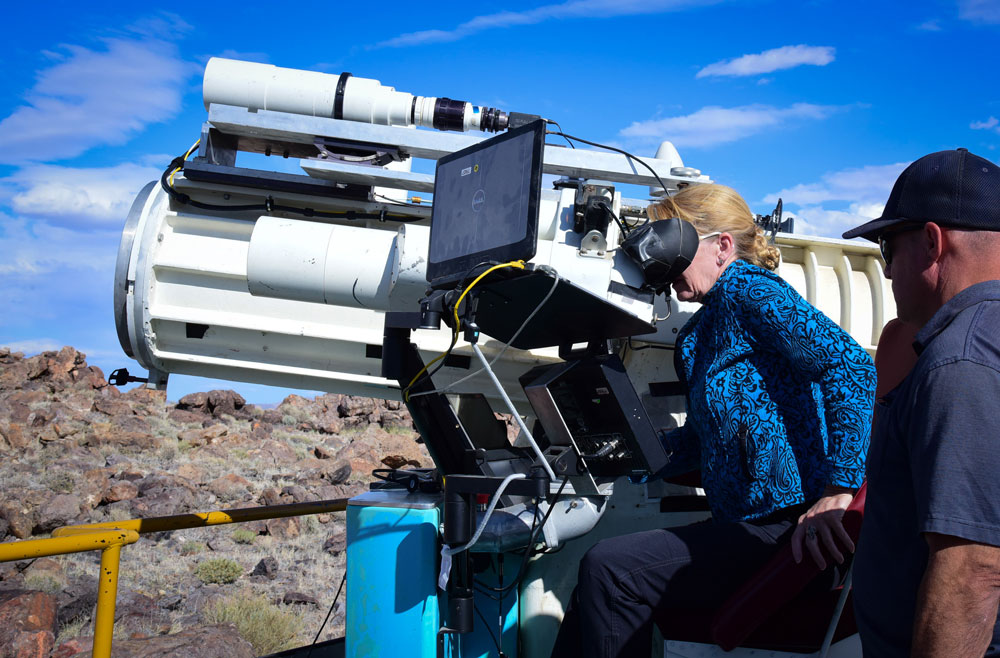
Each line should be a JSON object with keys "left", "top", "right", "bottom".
{"left": 647, "top": 184, "right": 780, "bottom": 271}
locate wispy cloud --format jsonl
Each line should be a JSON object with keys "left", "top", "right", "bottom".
{"left": 959, "top": 0, "right": 1000, "bottom": 24}
{"left": 764, "top": 162, "right": 908, "bottom": 238}
{"left": 0, "top": 36, "right": 197, "bottom": 164}
{"left": 0, "top": 338, "right": 64, "bottom": 355}
{"left": 916, "top": 18, "right": 943, "bottom": 31}
{"left": 0, "top": 215, "right": 118, "bottom": 276}
{"left": 971, "top": 116, "right": 1000, "bottom": 134}
{"left": 372, "top": 0, "right": 722, "bottom": 48}
{"left": 619, "top": 103, "right": 842, "bottom": 148}
{"left": 3, "top": 163, "right": 162, "bottom": 226}
{"left": 697, "top": 45, "right": 835, "bottom": 78}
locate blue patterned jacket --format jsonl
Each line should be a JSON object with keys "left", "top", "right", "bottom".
{"left": 662, "top": 259, "right": 876, "bottom": 523}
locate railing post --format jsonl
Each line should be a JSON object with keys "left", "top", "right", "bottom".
{"left": 92, "top": 542, "right": 123, "bottom": 658}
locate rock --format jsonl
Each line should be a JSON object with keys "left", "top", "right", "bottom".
{"left": 103, "top": 481, "right": 139, "bottom": 504}
{"left": 282, "top": 591, "right": 317, "bottom": 606}
{"left": 321, "top": 459, "right": 352, "bottom": 485}
{"left": 167, "top": 408, "right": 204, "bottom": 424}
{"left": 0, "top": 503, "right": 35, "bottom": 539}
{"left": 279, "top": 485, "right": 308, "bottom": 503}
{"left": 337, "top": 396, "right": 378, "bottom": 418}
{"left": 251, "top": 557, "right": 278, "bottom": 580}
{"left": 260, "top": 409, "right": 283, "bottom": 425}
{"left": 247, "top": 440, "right": 298, "bottom": 465}
{"left": 75, "top": 623, "right": 254, "bottom": 658}
{"left": 258, "top": 488, "right": 281, "bottom": 507}
{"left": 205, "top": 474, "right": 251, "bottom": 500}
{"left": 207, "top": 390, "right": 247, "bottom": 418}
{"left": 381, "top": 454, "right": 409, "bottom": 469}
{"left": 0, "top": 590, "right": 57, "bottom": 650}
{"left": 8, "top": 630, "right": 54, "bottom": 657}
{"left": 323, "top": 532, "right": 346, "bottom": 555}
{"left": 313, "top": 445, "right": 335, "bottom": 460}
{"left": 79, "top": 470, "right": 110, "bottom": 510}
{"left": 175, "top": 463, "right": 207, "bottom": 483}
{"left": 0, "top": 517, "right": 8, "bottom": 541}
{"left": 159, "top": 595, "right": 183, "bottom": 611}
{"left": 1, "top": 424, "right": 30, "bottom": 451}
{"left": 34, "top": 494, "right": 82, "bottom": 534}
{"left": 264, "top": 517, "right": 299, "bottom": 539}
{"left": 129, "top": 486, "right": 201, "bottom": 518}
{"left": 22, "top": 559, "right": 63, "bottom": 588}
{"left": 91, "top": 398, "right": 133, "bottom": 417}
{"left": 177, "top": 424, "right": 227, "bottom": 447}
{"left": 51, "top": 637, "right": 91, "bottom": 658}
{"left": 55, "top": 584, "right": 96, "bottom": 628}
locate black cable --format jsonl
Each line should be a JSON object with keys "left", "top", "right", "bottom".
{"left": 544, "top": 119, "right": 575, "bottom": 149}
{"left": 306, "top": 571, "right": 346, "bottom": 657}
{"left": 598, "top": 200, "right": 630, "bottom": 236}
{"left": 160, "top": 156, "right": 424, "bottom": 223}
{"left": 546, "top": 130, "right": 672, "bottom": 195}
{"left": 474, "top": 602, "right": 505, "bottom": 657}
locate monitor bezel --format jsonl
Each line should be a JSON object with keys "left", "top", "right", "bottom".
{"left": 425, "top": 119, "right": 546, "bottom": 290}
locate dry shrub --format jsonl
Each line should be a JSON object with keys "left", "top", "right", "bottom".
{"left": 195, "top": 558, "right": 243, "bottom": 584}
{"left": 205, "top": 589, "right": 302, "bottom": 654}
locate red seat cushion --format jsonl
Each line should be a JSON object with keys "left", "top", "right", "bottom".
{"left": 654, "top": 483, "right": 867, "bottom": 652}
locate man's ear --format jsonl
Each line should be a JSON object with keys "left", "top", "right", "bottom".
{"left": 923, "top": 223, "right": 946, "bottom": 264}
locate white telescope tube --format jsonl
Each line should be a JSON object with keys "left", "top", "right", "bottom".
{"left": 203, "top": 57, "right": 507, "bottom": 132}
{"left": 246, "top": 217, "right": 429, "bottom": 311}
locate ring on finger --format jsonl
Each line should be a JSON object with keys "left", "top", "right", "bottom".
{"left": 805, "top": 525, "right": 818, "bottom": 541}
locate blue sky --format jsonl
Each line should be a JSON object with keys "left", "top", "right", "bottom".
{"left": 2, "top": 1, "right": 998, "bottom": 402}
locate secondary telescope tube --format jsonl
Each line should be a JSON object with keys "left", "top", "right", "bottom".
{"left": 203, "top": 57, "right": 508, "bottom": 132}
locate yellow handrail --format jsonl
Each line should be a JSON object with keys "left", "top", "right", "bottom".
{"left": 1, "top": 497, "right": 350, "bottom": 657}
{"left": 0, "top": 529, "right": 139, "bottom": 657}
{"left": 53, "top": 498, "right": 349, "bottom": 537}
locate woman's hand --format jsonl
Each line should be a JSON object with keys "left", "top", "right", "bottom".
{"left": 790, "top": 486, "right": 856, "bottom": 569}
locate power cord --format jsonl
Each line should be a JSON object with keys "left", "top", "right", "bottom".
{"left": 545, "top": 130, "right": 672, "bottom": 194}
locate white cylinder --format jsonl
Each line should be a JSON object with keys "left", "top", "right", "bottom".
{"left": 649, "top": 141, "right": 683, "bottom": 197}
{"left": 247, "top": 218, "right": 429, "bottom": 310}
{"left": 204, "top": 57, "right": 418, "bottom": 127}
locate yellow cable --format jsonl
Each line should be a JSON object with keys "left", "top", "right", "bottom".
{"left": 168, "top": 139, "right": 202, "bottom": 188}
{"left": 403, "top": 260, "right": 526, "bottom": 401}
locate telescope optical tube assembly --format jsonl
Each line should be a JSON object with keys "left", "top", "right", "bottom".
{"left": 203, "top": 57, "right": 509, "bottom": 133}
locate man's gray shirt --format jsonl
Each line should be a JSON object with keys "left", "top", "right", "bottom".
{"left": 854, "top": 280, "right": 1000, "bottom": 656}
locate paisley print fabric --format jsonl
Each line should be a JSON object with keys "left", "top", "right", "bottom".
{"left": 660, "top": 259, "right": 876, "bottom": 523}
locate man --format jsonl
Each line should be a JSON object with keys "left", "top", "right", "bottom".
{"left": 844, "top": 148, "right": 1000, "bottom": 657}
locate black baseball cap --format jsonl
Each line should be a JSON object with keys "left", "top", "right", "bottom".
{"left": 842, "top": 148, "right": 1000, "bottom": 242}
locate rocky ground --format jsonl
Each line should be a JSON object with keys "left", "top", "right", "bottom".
{"left": 0, "top": 345, "right": 443, "bottom": 657}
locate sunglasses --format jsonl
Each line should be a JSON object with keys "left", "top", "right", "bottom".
{"left": 878, "top": 225, "right": 922, "bottom": 265}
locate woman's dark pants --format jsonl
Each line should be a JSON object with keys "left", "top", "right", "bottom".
{"left": 550, "top": 516, "right": 797, "bottom": 658}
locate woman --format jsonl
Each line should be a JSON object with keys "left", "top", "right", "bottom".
{"left": 551, "top": 184, "right": 876, "bottom": 657}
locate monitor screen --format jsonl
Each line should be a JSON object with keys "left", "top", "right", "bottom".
{"left": 426, "top": 119, "right": 545, "bottom": 289}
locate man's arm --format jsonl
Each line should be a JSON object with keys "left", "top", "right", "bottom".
{"left": 912, "top": 533, "right": 1000, "bottom": 657}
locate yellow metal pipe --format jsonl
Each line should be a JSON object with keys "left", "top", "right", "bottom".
{"left": 92, "top": 543, "right": 123, "bottom": 658}
{"left": 0, "top": 529, "right": 139, "bottom": 562}
{"left": 53, "top": 498, "right": 349, "bottom": 537}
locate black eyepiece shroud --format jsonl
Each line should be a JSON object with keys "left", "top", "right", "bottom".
{"left": 621, "top": 218, "right": 699, "bottom": 294}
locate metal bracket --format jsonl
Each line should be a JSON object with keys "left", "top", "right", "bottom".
{"left": 579, "top": 229, "right": 608, "bottom": 257}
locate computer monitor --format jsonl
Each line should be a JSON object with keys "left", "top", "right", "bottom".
{"left": 426, "top": 119, "right": 545, "bottom": 290}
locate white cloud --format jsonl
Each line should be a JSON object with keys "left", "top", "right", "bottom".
{"left": 373, "top": 0, "right": 721, "bottom": 47}
{"left": 3, "top": 163, "right": 162, "bottom": 226}
{"left": 0, "top": 215, "right": 119, "bottom": 275}
{"left": 971, "top": 116, "right": 1000, "bottom": 134}
{"left": 763, "top": 162, "right": 906, "bottom": 206}
{"left": 619, "top": 103, "right": 841, "bottom": 148}
{"left": 959, "top": 0, "right": 1000, "bottom": 23}
{"left": 0, "top": 339, "right": 64, "bottom": 355}
{"left": 916, "top": 19, "right": 943, "bottom": 31}
{"left": 764, "top": 163, "right": 908, "bottom": 239}
{"left": 0, "top": 36, "right": 197, "bottom": 164}
{"left": 696, "top": 45, "right": 835, "bottom": 78}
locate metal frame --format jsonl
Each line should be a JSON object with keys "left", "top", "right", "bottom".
{"left": 0, "top": 498, "right": 348, "bottom": 657}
